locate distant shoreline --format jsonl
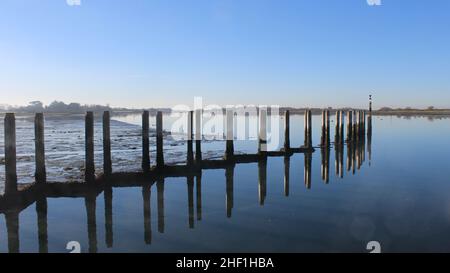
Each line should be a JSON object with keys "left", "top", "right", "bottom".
{"left": 2, "top": 108, "right": 450, "bottom": 118}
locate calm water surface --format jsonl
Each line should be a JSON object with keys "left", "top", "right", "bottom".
{"left": 1, "top": 115, "right": 450, "bottom": 253}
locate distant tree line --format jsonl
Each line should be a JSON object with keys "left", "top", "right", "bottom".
{"left": 2, "top": 101, "right": 112, "bottom": 113}
{"left": 0, "top": 101, "right": 171, "bottom": 114}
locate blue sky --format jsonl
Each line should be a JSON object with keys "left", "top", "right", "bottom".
{"left": 1, "top": 0, "right": 450, "bottom": 109}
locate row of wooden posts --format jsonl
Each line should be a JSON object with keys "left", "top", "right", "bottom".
{"left": 2, "top": 109, "right": 370, "bottom": 196}
{"left": 319, "top": 109, "right": 368, "bottom": 147}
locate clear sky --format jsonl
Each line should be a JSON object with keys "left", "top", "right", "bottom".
{"left": 1, "top": 0, "right": 450, "bottom": 109}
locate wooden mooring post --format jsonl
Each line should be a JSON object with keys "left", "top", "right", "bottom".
{"left": 103, "top": 111, "right": 112, "bottom": 176}
{"left": 339, "top": 111, "right": 344, "bottom": 144}
{"left": 187, "top": 111, "right": 194, "bottom": 165}
{"left": 225, "top": 108, "right": 234, "bottom": 160}
{"left": 35, "top": 113, "right": 46, "bottom": 183}
{"left": 335, "top": 110, "right": 341, "bottom": 144}
{"left": 85, "top": 112, "right": 95, "bottom": 182}
{"left": 304, "top": 109, "right": 312, "bottom": 148}
{"left": 195, "top": 109, "right": 202, "bottom": 163}
{"left": 346, "top": 110, "right": 353, "bottom": 142}
{"left": 4, "top": 113, "right": 17, "bottom": 195}
{"left": 321, "top": 110, "right": 326, "bottom": 147}
{"left": 321, "top": 109, "right": 330, "bottom": 147}
{"left": 142, "top": 111, "right": 150, "bottom": 172}
{"left": 156, "top": 111, "right": 164, "bottom": 169}
{"left": 354, "top": 111, "right": 360, "bottom": 141}
{"left": 284, "top": 110, "right": 290, "bottom": 151}
{"left": 258, "top": 108, "right": 267, "bottom": 154}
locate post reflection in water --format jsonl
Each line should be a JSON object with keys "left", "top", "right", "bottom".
{"left": 258, "top": 159, "right": 267, "bottom": 205}
{"left": 225, "top": 166, "right": 234, "bottom": 218}
{"left": 368, "top": 125, "right": 372, "bottom": 166}
{"left": 85, "top": 194, "right": 97, "bottom": 253}
{"left": 321, "top": 146, "right": 330, "bottom": 184}
{"left": 5, "top": 211, "right": 19, "bottom": 253}
{"left": 346, "top": 140, "right": 352, "bottom": 173}
{"left": 284, "top": 156, "right": 290, "bottom": 196}
{"left": 36, "top": 197, "right": 48, "bottom": 253}
{"left": 304, "top": 153, "right": 312, "bottom": 189}
{"left": 196, "top": 174, "right": 202, "bottom": 221}
{"left": 104, "top": 187, "right": 113, "bottom": 248}
{"left": 187, "top": 176, "right": 194, "bottom": 228}
{"left": 142, "top": 184, "right": 151, "bottom": 244}
{"left": 157, "top": 178, "right": 165, "bottom": 233}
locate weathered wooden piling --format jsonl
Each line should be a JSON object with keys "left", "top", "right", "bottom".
{"left": 362, "top": 111, "right": 365, "bottom": 136}
{"left": 335, "top": 110, "right": 341, "bottom": 144}
{"left": 362, "top": 111, "right": 366, "bottom": 136}
{"left": 326, "top": 110, "right": 330, "bottom": 146}
{"left": 346, "top": 111, "right": 353, "bottom": 142}
{"left": 225, "top": 109, "right": 234, "bottom": 160}
{"left": 195, "top": 109, "right": 202, "bottom": 163}
{"left": 304, "top": 109, "right": 312, "bottom": 148}
{"left": 142, "top": 185, "right": 151, "bottom": 244}
{"left": 4, "top": 113, "right": 17, "bottom": 195}
{"left": 307, "top": 109, "right": 312, "bottom": 147}
{"left": 34, "top": 113, "right": 46, "bottom": 183}
{"left": 321, "top": 110, "right": 326, "bottom": 146}
{"left": 258, "top": 109, "right": 268, "bottom": 154}
{"left": 187, "top": 111, "right": 194, "bottom": 165}
{"left": 339, "top": 111, "right": 344, "bottom": 144}
{"left": 142, "top": 111, "right": 150, "bottom": 172}
{"left": 156, "top": 111, "right": 164, "bottom": 169}
{"left": 85, "top": 112, "right": 95, "bottom": 182}
{"left": 368, "top": 95, "right": 373, "bottom": 138}
{"left": 354, "top": 111, "right": 360, "bottom": 140}
{"left": 367, "top": 122, "right": 372, "bottom": 165}
{"left": 36, "top": 197, "right": 48, "bottom": 253}
{"left": 103, "top": 111, "right": 112, "bottom": 176}
{"left": 225, "top": 166, "right": 234, "bottom": 217}
{"left": 284, "top": 110, "right": 290, "bottom": 151}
